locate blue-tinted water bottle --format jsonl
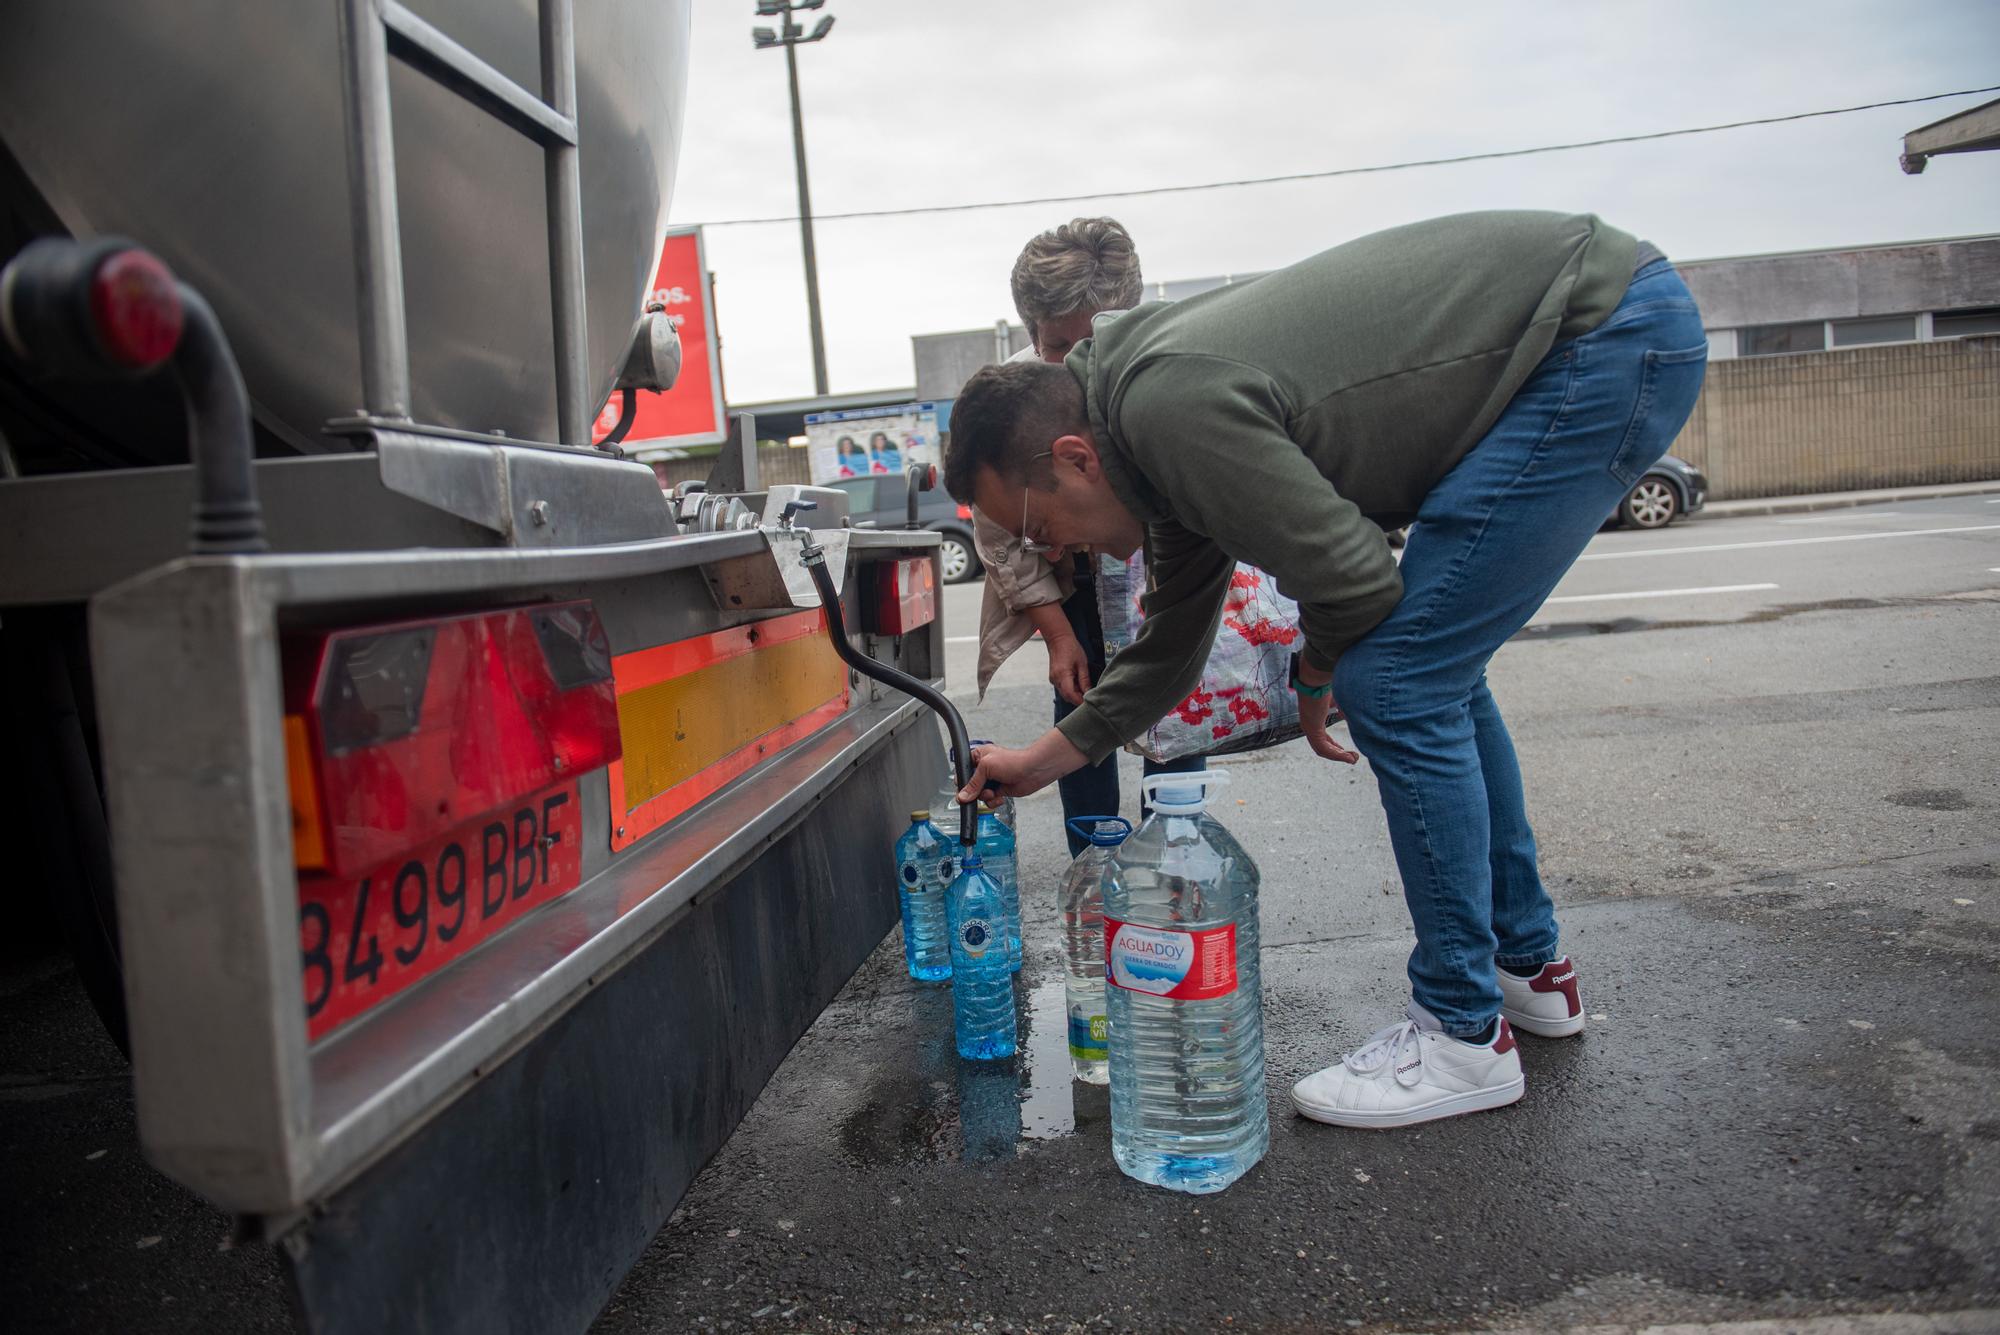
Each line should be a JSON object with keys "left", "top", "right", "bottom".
{"left": 895, "top": 811, "right": 954, "bottom": 982}
{"left": 1105, "top": 771, "right": 1267, "bottom": 1194}
{"left": 974, "top": 803, "right": 1022, "bottom": 972}
{"left": 945, "top": 852, "right": 1017, "bottom": 1060}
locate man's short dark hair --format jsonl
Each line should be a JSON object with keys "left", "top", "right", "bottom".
{"left": 942, "top": 360, "right": 1089, "bottom": 502}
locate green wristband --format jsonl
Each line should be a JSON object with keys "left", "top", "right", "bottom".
{"left": 1289, "top": 651, "right": 1333, "bottom": 699}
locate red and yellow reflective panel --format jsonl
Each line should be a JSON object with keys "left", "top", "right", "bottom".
{"left": 608, "top": 609, "right": 848, "bottom": 851}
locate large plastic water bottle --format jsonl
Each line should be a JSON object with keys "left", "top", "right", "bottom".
{"left": 895, "top": 811, "right": 954, "bottom": 982}
{"left": 945, "top": 853, "right": 1017, "bottom": 1060}
{"left": 1105, "top": 771, "right": 1267, "bottom": 1194}
{"left": 974, "top": 802, "right": 1022, "bottom": 973}
{"left": 1060, "top": 816, "right": 1130, "bottom": 1084}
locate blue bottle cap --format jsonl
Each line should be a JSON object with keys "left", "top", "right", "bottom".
{"left": 1065, "top": 816, "right": 1133, "bottom": 846}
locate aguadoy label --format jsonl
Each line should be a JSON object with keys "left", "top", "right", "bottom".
{"left": 1105, "top": 918, "right": 1238, "bottom": 1000}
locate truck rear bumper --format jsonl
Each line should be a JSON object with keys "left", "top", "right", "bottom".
{"left": 283, "top": 713, "right": 934, "bottom": 1333}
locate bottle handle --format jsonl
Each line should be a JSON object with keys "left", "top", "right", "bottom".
{"left": 1065, "top": 815, "right": 1133, "bottom": 844}
{"left": 1139, "top": 769, "right": 1231, "bottom": 804}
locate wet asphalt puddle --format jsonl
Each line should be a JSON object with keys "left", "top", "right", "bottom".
{"left": 837, "top": 975, "right": 1105, "bottom": 1168}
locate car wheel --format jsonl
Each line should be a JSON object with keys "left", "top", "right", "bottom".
{"left": 1621, "top": 476, "right": 1680, "bottom": 529}
{"left": 938, "top": 532, "right": 977, "bottom": 583}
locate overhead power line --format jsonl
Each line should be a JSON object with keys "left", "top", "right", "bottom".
{"left": 690, "top": 84, "right": 2000, "bottom": 228}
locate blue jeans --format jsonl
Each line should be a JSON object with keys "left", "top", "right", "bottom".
{"left": 1054, "top": 568, "right": 1205, "bottom": 856}
{"left": 1333, "top": 259, "right": 1707, "bottom": 1036}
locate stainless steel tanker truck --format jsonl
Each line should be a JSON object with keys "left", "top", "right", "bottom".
{"left": 0, "top": 4, "right": 946, "bottom": 1328}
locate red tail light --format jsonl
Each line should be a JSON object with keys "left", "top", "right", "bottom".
{"left": 955, "top": 503, "right": 972, "bottom": 520}
{"left": 89, "top": 249, "right": 183, "bottom": 370}
{"left": 285, "top": 601, "right": 621, "bottom": 877}
{"left": 865, "top": 557, "right": 937, "bottom": 637}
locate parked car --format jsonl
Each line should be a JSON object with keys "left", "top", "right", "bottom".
{"left": 1613, "top": 454, "right": 1708, "bottom": 529}
{"left": 820, "top": 474, "right": 984, "bottom": 583}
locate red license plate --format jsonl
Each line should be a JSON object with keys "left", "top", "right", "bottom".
{"left": 298, "top": 781, "right": 583, "bottom": 1040}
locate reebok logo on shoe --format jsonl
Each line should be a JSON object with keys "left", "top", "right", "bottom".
{"left": 1499, "top": 956, "right": 1586, "bottom": 1038}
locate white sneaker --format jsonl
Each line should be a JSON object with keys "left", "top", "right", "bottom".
{"left": 1497, "top": 956, "right": 1585, "bottom": 1038}
{"left": 1291, "top": 1004, "right": 1524, "bottom": 1129}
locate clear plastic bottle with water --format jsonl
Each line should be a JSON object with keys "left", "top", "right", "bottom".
{"left": 1105, "top": 771, "right": 1267, "bottom": 1193}
{"left": 932, "top": 741, "right": 1015, "bottom": 837}
{"left": 974, "top": 803, "right": 1022, "bottom": 973}
{"left": 1060, "top": 817, "right": 1130, "bottom": 1084}
{"left": 929, "top": 761, "right": 967, "bottom": 835}
{"left": 945, "top": 852, "right": 1017, "bottom": 1060}
{"left": 895, "top": 811, "right": 954, "bottom": 982}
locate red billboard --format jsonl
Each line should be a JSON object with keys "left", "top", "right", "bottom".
{"left": 593, "top": 226, "right": 727, "bottom": 451}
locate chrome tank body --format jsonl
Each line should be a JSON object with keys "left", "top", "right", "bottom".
{"left": 0, "top": 0, "right": 690, "bottom": 449}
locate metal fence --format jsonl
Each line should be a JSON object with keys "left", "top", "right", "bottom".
{"left": 649, "top": 444, "right": 815, "bottom": 490}
{"left": 1672, "top": 336, "right": 2000, "bottom": 499}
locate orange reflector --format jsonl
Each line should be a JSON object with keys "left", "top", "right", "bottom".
{"left": 284, "top": 714, "right": 327, "bottom": 871}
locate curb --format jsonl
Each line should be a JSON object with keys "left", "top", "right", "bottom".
{"left": 1702, "top": 482, "right": 2000, "bottom": 519}
{"left": 1423, "top": 1314, "right": 2000, "bottom": 1335}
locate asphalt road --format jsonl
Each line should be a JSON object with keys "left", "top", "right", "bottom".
{"left": 594, "top": 497, "right": 2000, "bottom": 1333}
{"left": 3, "top": 497, "right": 1996, "bottom": 1333}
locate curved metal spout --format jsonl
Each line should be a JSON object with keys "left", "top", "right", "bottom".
{"left": 799, "top": 538, "right": 976, "bottom": 847}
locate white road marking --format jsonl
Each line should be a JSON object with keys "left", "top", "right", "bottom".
{"left": 946, "top": 635, "right": 980, "bottom": 643}
{"left": 1543, "top": 582, "right": 1778, "bottom": 605}
{"left": 1579, "top": 523, "right": 2000, "bottom": 561}
{"left": 1776, "top": 511, "right": 1900, "bottom": 524}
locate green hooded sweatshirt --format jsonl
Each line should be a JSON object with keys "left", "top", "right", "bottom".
{"left": 1056, "top": 209, "right": 1641, "bottom": 765}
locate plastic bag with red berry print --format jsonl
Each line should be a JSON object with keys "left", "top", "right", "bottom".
{"left": 1095, "top": 551, "right": 1312, "bottom": 763}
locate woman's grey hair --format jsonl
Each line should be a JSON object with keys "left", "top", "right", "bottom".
{"left": 1009, "top": 217, "right": 1143, "bottom": 348}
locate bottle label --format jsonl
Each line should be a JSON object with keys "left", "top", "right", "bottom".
{"left": 1104, "top": 919, "right": 1237, "bottom": 1000}
{"left": 958, "top": 916, "right": 996, "bottom": 960}
{"left": 1067, "top": 1011, "right": 1108, "bottom": 1061}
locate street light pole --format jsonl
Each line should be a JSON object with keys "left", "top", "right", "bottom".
{"left": 754, "top": 2, "right": 835, "bottom": 397}
{"left": 782, "top": 38, "right": 828, "bottom": 396}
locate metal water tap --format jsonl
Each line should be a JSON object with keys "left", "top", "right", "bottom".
{"left": 779, "top": 498, "right": 820, "bottom": 556}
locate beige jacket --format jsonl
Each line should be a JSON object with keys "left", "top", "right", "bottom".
{"left": 970, "top": 342, "right": 1076, "bottom": 699}
{"left": 972, "top": 507, "right": 1072, "bottom": 698}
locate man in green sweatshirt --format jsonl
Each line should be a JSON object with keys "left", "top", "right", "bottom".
{"left": 944, "top": 210, "right": 1707, "bottom": 1130}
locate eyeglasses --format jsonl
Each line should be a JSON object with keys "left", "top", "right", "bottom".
{"left": 1019, "top": 451, "right": 1055, "bottom": 554}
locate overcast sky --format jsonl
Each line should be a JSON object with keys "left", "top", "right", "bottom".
{"left": 669, "top": 0, "right": 2000, "bottom": 406}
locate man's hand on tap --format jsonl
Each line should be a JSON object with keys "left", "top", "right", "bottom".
{"left": 957, "top": 729, "right": 1090, "bottom": 804}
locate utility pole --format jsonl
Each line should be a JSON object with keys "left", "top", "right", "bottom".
{"left": 753, "top": 1, "right": 834, "bottom": 396}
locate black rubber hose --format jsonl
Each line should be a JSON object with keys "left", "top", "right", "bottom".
{"left": 171, "top": 283, "right": 266, "bottom": 555}
{"left": 801, "top": 542, "right": 977, "bottom": 848}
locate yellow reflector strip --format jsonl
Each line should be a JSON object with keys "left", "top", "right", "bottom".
{"left": 607, "top": 610, "right": 847, "bottom": 850}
